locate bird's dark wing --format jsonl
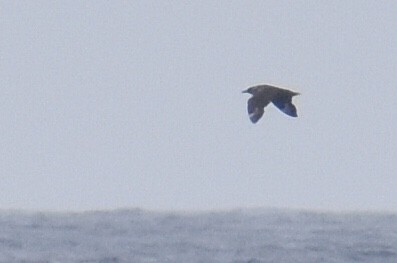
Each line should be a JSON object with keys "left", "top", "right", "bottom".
{"left": 272, "top": 96, "right": 298, "bottom": 117}
{"left": 247, "top": 97, "right": 266, "bottom": 123}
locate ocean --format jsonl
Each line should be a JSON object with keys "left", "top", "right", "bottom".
{"left": 0, "top": 208, "right": 396, "bottom": 263}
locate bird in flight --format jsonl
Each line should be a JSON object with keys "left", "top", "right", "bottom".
{"left": 242, "top": 84, "right": 300, "bottom": 123}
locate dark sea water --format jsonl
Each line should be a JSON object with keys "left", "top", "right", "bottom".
{"left": 0, "top": 208, "right": 396, "bottom": 263}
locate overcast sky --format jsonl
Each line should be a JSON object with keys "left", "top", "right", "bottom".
{"left": 1, "top": 1, "right": 396, "bottom": 212}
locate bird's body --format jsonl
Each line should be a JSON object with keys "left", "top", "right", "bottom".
{"left": 242, "top": 84, "right": 300, "bottom": 123}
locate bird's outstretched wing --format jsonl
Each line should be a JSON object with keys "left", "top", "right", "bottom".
{"left": 247, "top": 97, "right": 265, "bottom": 123}
{"left": 272, "top": 97, "right": 298, "bottom": 117}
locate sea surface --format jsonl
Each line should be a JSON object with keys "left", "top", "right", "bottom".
{"left": 0, "top": 208, "right": 396, "bottom": 263}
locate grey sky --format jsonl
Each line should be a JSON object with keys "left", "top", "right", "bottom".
{"left": 1, "top": 1, "right": 396, "bottom": 212}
